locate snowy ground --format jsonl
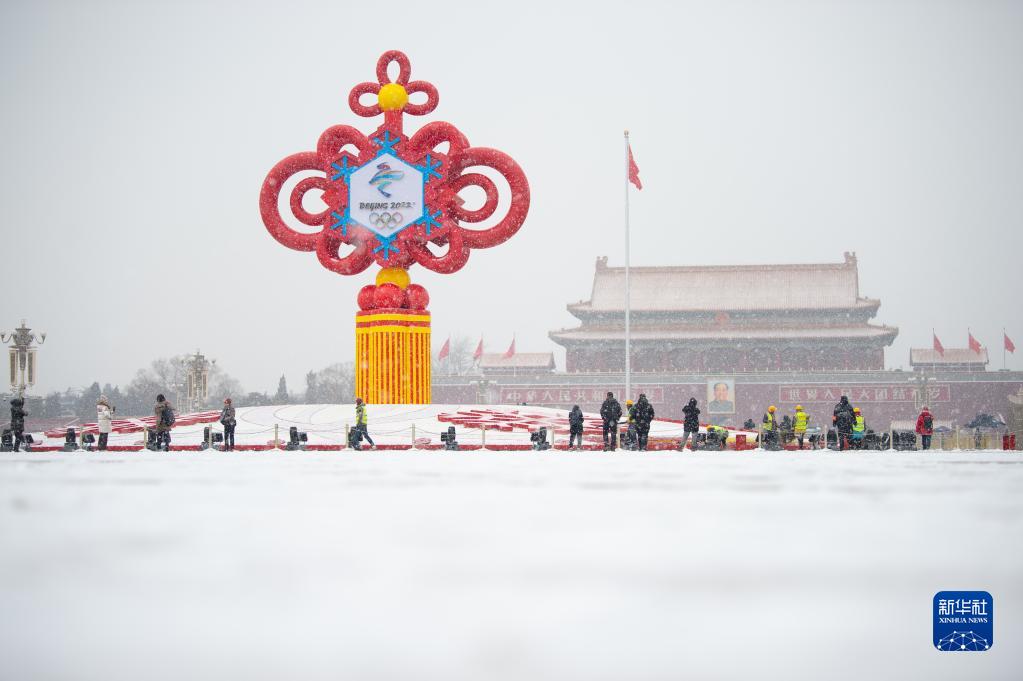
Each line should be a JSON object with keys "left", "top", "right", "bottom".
{"left": 1, "top": 449, "right": 1020, "bottom": 680}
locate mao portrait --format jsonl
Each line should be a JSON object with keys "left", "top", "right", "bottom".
{"left": 707, "top": 379, "right": 735, "bottom": 414}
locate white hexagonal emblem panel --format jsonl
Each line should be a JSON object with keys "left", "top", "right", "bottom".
{"left": 348, "top": 153, "right": 425, "bottom": 239}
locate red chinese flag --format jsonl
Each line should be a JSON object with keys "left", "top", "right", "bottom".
{"left": 933, "top": 333, "right": 944, "bottom": 357}
{"left": 968, "top": 332, "right": 982, "bottom": 354}
{"left": 503, "top": 338, "right": 516, "bottom": 359}
{"left": 628, "top": 142, "right": 642, "bottom": 190}
{"left": 1006, "top": 332, "right": 1016, "bottom": 354}
{"left": 437, "top": 337, "right": 450, "bottom": 361}
{"left": 473, "top": 337, "right": 483, "bottom": 361}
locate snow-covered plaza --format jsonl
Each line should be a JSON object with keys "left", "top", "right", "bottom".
{"left": 1, "top": 448, "right": 1020, "bottom": 680}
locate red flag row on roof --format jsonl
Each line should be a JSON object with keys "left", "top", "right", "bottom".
{"left": 932, "top": 331, "right": 1015, "bottom": 356}
{"left": 436, "top": 336, "right": 517, "bottom": 361}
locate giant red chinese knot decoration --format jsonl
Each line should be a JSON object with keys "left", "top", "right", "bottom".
{"left": 260, "top": 50, "right": 529, "bottom": 403}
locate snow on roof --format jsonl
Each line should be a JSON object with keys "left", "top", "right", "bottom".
{"left": 550, "top": 325, "right": 898, "bottom": 342}
{"left": 571, "top": 253, "right": 873, "bottom": 313}
{"left": 910, "top": 348, "right": 989, "bottom": 365}
{"left": 479, "top": 352, "right": 556, "bottom": 370}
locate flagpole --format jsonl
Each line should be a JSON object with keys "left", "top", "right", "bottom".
{"left": 624, "top": 130, "right": 631, "bottom": 404}
{"left": 1004, "top": 328, "right": 1007, "bottom": 371}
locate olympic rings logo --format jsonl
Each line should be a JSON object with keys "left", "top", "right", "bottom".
{"left": 368, "top": 211, "right": 403, "bottom": 229}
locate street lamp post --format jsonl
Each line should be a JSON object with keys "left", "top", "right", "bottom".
{"left": 1, "top": 320, "right": 46, "bottom": 398}
{"left": 181, "top": 351, "right": 214, "bottom": 414}
{"left": 472, "top": 378, "right": 492, "bottom": 405}
{"left": 911, "top": 371, "right": 932, "bottom": 412}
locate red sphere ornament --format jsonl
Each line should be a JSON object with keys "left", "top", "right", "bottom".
{"left": 259, "top": 50, "right": 530, "bottom": 277}
{"left": 373, "top": 283, "right": 405, "bottom": 309}
{"left": 405, "top": 283, "right": 429, "bottom": 310}
{"left": 357, "top": 285, "right": 377, "bottom": 310}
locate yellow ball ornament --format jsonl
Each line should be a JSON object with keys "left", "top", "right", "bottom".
{"left": 376, "top": 267, "right": 410, "bottom": 289}
{"left": 378, "top": 83, "right": 409, "bottom": 112}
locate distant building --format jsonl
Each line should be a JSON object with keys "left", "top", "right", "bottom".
{"left": 479, "top": 352, "right": 555, "bottom": 376}
{"left": 1008, "top": 389, "right": 1023, "bottom": 449}
{"left": 434, "top": 254, "right": 1022, "bottom": 432}
{"left": 910, "top": 348, "right": 989, "bottom": 372}
{"left": 550, "top": 252, "right": 897, "bottom": 373}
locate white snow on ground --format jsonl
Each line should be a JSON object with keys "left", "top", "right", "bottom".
{"left": 1, "top": 449, "right": 1021, "bottom": 680}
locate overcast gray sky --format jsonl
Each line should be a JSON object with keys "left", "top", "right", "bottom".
{"left": 2, "top": 0, "right": 1021, "bottom": 395}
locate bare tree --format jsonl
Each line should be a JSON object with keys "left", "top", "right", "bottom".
{"left": 208, "top": 362, "right": 244, "bottom": 406}
{"left": 313, "top": 363, "right": 355, "bottom": 403}
{"left": 432, "top": 335, "right": 477, "bottom": 376}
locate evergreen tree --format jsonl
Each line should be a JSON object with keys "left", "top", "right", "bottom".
{"left": 274, "top": 374, "right": 289, "bottom": 404}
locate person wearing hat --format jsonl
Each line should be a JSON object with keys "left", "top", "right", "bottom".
{"left": 599, "top": 392, "right": 622, "bottom": 451}
{"left": 631, "top": 394, "right": 655, "bottom": 451}
{"left": 762, "top": 405, "right": 778, "bottom": 449}
{"left": 679, "top": 397, "right": 700, "bottom": 451}
{"left": 915, "top": 406, "right": 934, "bottom": 450}
{"left": 9, "top": 397, "right": 27, "bottom": 452}
{"left": 623, "top": 399, "right": 637, "bottom": 450}
{"left": 832, "top": 395, "right": 856, "bottom": 451}
{"left": 153, "top": 394, "right": 175, "bottom": 451}
{"left": 96, "top": 395, "right": 115, "bottom": 451}
{"left": 568, "top": 405, "right": 584, "bottom": 450}
{"left": 705, "top": 424, "right": 729, "bottom": 451}
{"left": 851, "top": 407, "right": 866, "bottom": 449}
{"left": 354, "top": 398, "right": 376, "bottom": 450}
{"left": 220, "top": 397, "right": 237, "bottom": 451}
{"left": 793, "top": 405, "right": 809, "bottom": 450}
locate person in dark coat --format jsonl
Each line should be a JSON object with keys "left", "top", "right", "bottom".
{"left": 220, "top": 397, "right": 237, "bottom": 451}
{"left": 833, "top": 395, "right": 855, "bottom": 451}
{"left": 780, "top": 414, "right": 793, "bottom": 445}
{"left": 568, "top": 405, "right": 584, "bottom": 450}
{"left": 631, "top": 394, "right": 655, "bottom": 451}
{"left": 153, "top": 394, "right": 174, "bottom": 451}
{"left": 9, "top": 397, "right": 27, "bottom": 452}
{"left": 679, "top": 397, "right": 700, "bottom": 451}
{"left": 599, "top": 392, "right": 622, "bottom": 451}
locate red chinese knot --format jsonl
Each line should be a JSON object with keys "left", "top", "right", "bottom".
{"left": 259, "top": 50, "right": 530, "bottom": 278}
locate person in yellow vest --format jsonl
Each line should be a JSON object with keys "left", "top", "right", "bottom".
{"left": 762, "top": 405, "right": 778, "bottom": 449}
{"left": 353, "top": 398, "right": 376, "bottom": 450}
{"left": 705, "top": 424, "right": 729, "bottom": 451}
{"left": 623, "top": 399, "right": 637, "bottom": 450}
{"left": 793, "top": 405, "right": 809, "bottom": 450}
{"left": 851, "top": 407, "right": 866, "bottom": 450}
